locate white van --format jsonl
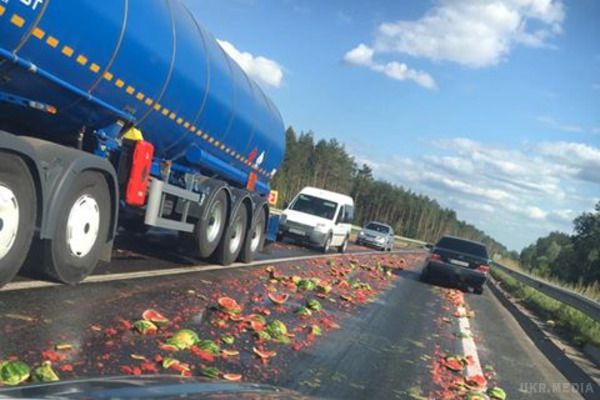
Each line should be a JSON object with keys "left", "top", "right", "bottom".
{"left": 278, "top": 187, "right": 355, "bottom": 253}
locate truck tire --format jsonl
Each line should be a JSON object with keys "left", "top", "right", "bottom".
{"left": 215, "top": 205, "right": 248, "bottom": 265}
{"left": 338, "top": 236, "right": 348, "bottom": 254}
{"left": 195, "top": 190, "right": 227, "bottom": 258}
{"left": 239, "top": 207, "right": 265, "bottom": 263}
{"left": 0, "top": 153, "right": 36, "bottom": 287}
{"left": 40, "top": 171, "right": 111, "bottom": 284}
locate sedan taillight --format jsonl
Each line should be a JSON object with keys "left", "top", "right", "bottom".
{"left": 476, "top": 265, "right": 490, "bottom": 273}
{"left": 429, "top": 253, "right": 442, "bottom": 262}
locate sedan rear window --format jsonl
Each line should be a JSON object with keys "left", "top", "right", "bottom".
{"left": 436, "top": 237, "right": 489, "bottom": 258}
{"left": 365, "top": 223, "right": 390, "bottom": 233}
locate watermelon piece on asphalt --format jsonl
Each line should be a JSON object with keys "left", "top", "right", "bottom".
{"left": 166, "top": 329, "right": 199, "bottom": 350}
{"left": 0, "top": 360, "right": 31, "bottom": 386}
{"left": 33, "top": 361, "right": 60, "bottom": 382}
{"left": 223, "top": 373, "right": 242, "bottom": 381}
{"left": 133, "top": 320, "right": 158, "bottom": 335}
{"left": 268, "top": 293, "right": 290, "bottom": 305}
{"left": 142, "top": 309, "right": 169, "bottom": 325}
{"left": 487, "top": 387, "right": 507, "bottom": 400}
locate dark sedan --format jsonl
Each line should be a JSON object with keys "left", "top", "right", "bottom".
{"left": 420, "top": 235, "right": 491, "bottom": 294}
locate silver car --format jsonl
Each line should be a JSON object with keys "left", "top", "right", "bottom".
{"left": 356, "top": 221, "right": 395, "bottom": 251}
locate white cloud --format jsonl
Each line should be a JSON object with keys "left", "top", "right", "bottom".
{"left": 356, "top": 137, "right": 599, "bottom": 249}
{"left": 537, "top": 115, "right": 584, "bottom": 133}
{"left": 371, "top": 62, "right": 437, "bottom": 89}
{"left": 423, "top": 155, "right": 475, "bottom": 175}
{"left": 217, "top": 39, "right": 284, "bottom": 88}
{"left": 536, "top": 141, "right": 600, "bottom": 183}
{"left": 344, "top": 44, "right": 436, "bottom": 89}
{"left": 536, "top": 141, "right": 600, "bottom": 165}
{"left": 548, "top": 209, "right": 574, "bottom": 222}
{"left": 525, "top": 206, "right": 547, "bottom": 220}
{"left": 420, "top": 171, "right": 517, "bottom": 202}
{"left": 344, "top": 44, "right": 374, "bottom": 66}
{"left": 344, "top": 0, "right": 565, "bottom": 88}
{"left": 374, "top": 0, "right": 565, "bottom": 68}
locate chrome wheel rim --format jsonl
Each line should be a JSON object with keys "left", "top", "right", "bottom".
{"left": 66, "top": 194, "right": 100, "bottom": 258}
{"left": 0, "top": 184, "right": 19, "bottom": 260}
{"left": 250, "top": 222, "right": 262, "bottom": 252}
{"left": 206, "top": 201, "right": 223, "bottom": 243}
{"left": 229, "top": 216, "right": 244, "bottom": 254}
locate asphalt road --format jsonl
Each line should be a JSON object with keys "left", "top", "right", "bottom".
{"left": 0, "top": 232, "right": 591, "bottom": 399}
{"left": 5, "top": 228, "right": 376, "bottom": 289}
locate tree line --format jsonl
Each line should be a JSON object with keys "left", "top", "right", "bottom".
{"left": 271, "top": 127, "right": 509, "bottom": 256}
{"left": 520, "top": 202, "right": 600, "bottom": 286}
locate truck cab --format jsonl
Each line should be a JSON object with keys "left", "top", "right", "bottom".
{"left": 278, "top": 187, "right": 354, "bottom": 253}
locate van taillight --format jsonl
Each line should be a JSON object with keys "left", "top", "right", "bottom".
{"left": 476, "top": 265, "right": 490, "bottom": 273}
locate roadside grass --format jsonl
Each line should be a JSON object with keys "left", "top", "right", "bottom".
{"left": 491, "top": 268, "right": 600, "bottom": 348}
{"left": 493, "top": 255, "right": 600, "bottom": 302}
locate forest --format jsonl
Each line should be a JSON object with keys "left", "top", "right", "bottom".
{"left": 271, "top": 127, "right": 509, "bottom": 256}
{"left": 520, "top": 202, "right": 600, "bottom": 286}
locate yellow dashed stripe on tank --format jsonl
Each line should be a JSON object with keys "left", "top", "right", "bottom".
{"left": 61, "top": 46, "right": 74, "bottom": 57}
{"left": 32, "top": 27, "right": 44, "bottom": 39}
{"left": 46, "top": 36, "right": 59, "bottom": 48}
{"left": 10, "top": 14, "right": 25, "bottom": 27}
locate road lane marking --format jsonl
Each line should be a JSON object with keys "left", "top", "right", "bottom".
{"left": 2, "top": 249, "right": 423, "bottom": 292}
{"left": 454, "top": 304, "right": 487, "bottom": 390}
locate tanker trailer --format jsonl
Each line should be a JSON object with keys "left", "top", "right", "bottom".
{"left": 0, "top": 0, "right": 285, "bottom": 287}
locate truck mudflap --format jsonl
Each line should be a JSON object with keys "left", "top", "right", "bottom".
{"left": 266, "top": 214, "right": 280, "bottom": 243}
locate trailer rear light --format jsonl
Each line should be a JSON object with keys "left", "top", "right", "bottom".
{"left": 125, "top": 140, "right": 154, "bottom": 207}
{"left": 476, "top": 265, "right": 490, "bottom": 273}
{"left": 246, "top": 171, "right": 257, "bottom": 192}
{"left": 27, "top": 100, "right": 57, "bottom": 114}
{"left": 429, "top": 253, "right": 442, "bottom": 262}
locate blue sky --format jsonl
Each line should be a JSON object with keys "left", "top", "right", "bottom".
{"left": 185, "top": 0, "right": 600, "bottom": 250}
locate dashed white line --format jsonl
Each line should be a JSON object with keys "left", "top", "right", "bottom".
{"left": 454, "top": 304, "right": 487, "bottom": 390}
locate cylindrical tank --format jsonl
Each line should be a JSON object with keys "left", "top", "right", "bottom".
{"left": 0, "top": 0, "right": 284, "bottom": 194}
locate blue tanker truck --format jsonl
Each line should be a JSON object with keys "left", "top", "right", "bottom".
{"left": 0, "top": 0, "right": 285, "bottom": 287}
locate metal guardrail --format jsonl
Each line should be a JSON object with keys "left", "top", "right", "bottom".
{"left": 492, "top": 262, "right": 600, "bottom": 324}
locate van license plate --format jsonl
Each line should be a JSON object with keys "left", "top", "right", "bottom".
{"left": 289, "top": 228, "right": 305, "bottom": 236}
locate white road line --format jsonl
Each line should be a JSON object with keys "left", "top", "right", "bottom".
{"left": 455, "top": 305, "right": 487, "bottom": 390}
{"left": 1, "top": 248, "right": 421, "bottom": 292}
